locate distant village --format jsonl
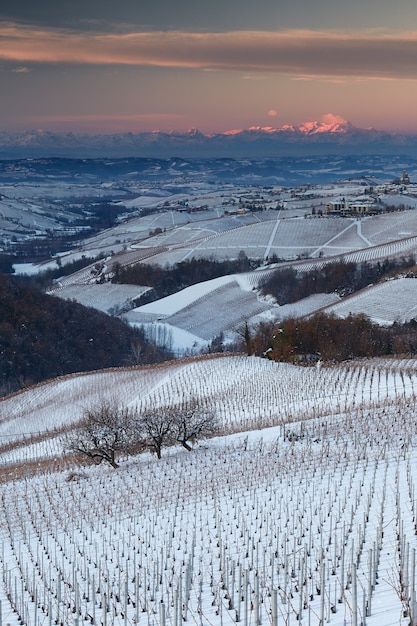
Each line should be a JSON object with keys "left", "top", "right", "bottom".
{"left": 324, "top": 170, "right": 416, "bottom": 216}
{"left": 168, "top": 170, "right": 417, "bottom": 218}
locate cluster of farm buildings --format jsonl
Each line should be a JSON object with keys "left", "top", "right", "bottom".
{"left": 166, "top": 170, "right": 417, "bottom": 218}
{"left": 326, "top": 170, "right": 417, "bottom": 216}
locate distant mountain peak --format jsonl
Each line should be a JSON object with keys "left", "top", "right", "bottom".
{"left": 242, "top": 116, "right": 354, "bottom": 136}
{"left": 186, "top": 127, "right": 205, "bottom": 137}
{"left": 297, "top": 114, "right": 353, "bottom": 135}
{"left": 247, "top": 126, "right": 279, "bottom": 133}
{"left": 0, "top": 115, "right": 414, "bottom": 158}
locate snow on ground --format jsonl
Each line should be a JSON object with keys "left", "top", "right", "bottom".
{"left": 39, "top": 217, "right": 417, "bottom": 354}
{"left": 124, "top": 275, "right": 272, "bottom": 349}
{"left": 123, "top": 271, "right": 340, "bottom": 352}
{"left": 32, "top": 203, "right": 417, "bottom": 352}
{"left": 126, "top": 275, "right": 237, "bottom": 318}
{"left": 164, "top": 282, "right": 269, "bottom": 341}
{"left": 5, "top": 170, "right": 417, "bottom": 624}
{"left": 46, "top": 283, "right": 151, "bottom": 314}
{"left": 1, "top": 354, "right": 416, "bottom": 459}
{"left": 322, "top": 277, "right": 417, "bottom": 324}
{"left": 13, "top": 249, "right": 100, "bottom": 276}
{"left": 13, "top": 262, "right": 48, "bottom": 275}
{"left": 76, "top": 209, "right": 417, "bottom": 272}
{"left": 252, "top": 292, "right": 341, "bottom": 324}
{"left": 361, "top": 208, "right": 417, "bottom": 245}
{"left": 142, "top": 322, "right": 209, "bottom": 353}
{"left": 117, "top": 192, "right": 190, "bottom": 209}
{"left": 1, "top": 355, "right": 417, "bottom": 624}
{"left": 0, "top": 182, "right": 125, "bottom": 200}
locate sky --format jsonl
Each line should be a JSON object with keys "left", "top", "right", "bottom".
{"left": 1, "top": 0, "right": 417, "bottom": 135}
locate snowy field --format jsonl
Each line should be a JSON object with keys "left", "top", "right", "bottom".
{"left": 0, "top": 196, "right": 66, "bottom": 234}
{"left": 322, "top": 277, "right": 417, "bottom": 324}
{"left": 46, "top": 229, "right": 417, "bottom": 354}
{"left": 124, "top": 275, "right": 269, "bottom": 349}
{"left": 361, "top": 210, "right": 417, "bottom": 246}
{"left": 19, "top": 188, "right": 417, "bottom": 354}
{"left": 1, "top": 355, "right": 417, "bottom": 624}
{"left": 48, "top": 283, "right": 151, "bottom": 314}
{"left": 5, "top": 168, "right": 417, "bottom": 626}
{"left": 1, "top": 355, "right": 416, "bottom": 461}
{"left": 40, "top": 205, "right": 417, "bottom": 274}
{"left": 132, "top": 216, "right": 361, "bottom": 267}
{"left": 124, "top": 277, "right": 341, "bottom": 351}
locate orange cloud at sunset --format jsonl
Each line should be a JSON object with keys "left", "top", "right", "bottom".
{"left": 321, "top": 114, "right": 348, "bottom": 125}
{"left": 2, "top": 23, "right": 417, "bottom": 80}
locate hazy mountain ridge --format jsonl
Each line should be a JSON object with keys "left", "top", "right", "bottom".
{"left": 0, "top": 118, "right": 415, "bottom": 158}
{"left": 1, "top": 154, "right": 415, "bottom": 187}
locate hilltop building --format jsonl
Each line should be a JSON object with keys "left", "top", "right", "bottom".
{"left": 325, "top": 196, "right": 379, "bottom": 216}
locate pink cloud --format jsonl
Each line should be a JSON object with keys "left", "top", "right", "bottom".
{"left": 268, "top": 109, "right": 278, "bottom": 117}
{"left": 321, "top": 113, "right": 348, "bottom": 125}
{"left": 1, "top": 23, "right": 417, "bottom": 80}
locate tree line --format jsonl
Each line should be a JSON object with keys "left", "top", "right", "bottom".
{"left": 14, "top": 254, "right": 104, "bottom": 289}
{"left": 112, "top": 253, "right": 260, "bottom": 302}
{"left": 245, "top": 313, "right": 417, "bottom": 363}
{"left": 259, "top": 257, "right": 417, "bottom": 305}
{"left": 65, "top": 397, "right": 218, "bottom": 467}
{"left": 0, "top": 272, "right": 172, "bottom": 396}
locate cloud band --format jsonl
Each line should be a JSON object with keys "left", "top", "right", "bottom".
{"left": 2, "top": 23, "right": 417, "bottom": 79}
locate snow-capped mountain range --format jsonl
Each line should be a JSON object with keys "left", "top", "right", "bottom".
{"left": 0, "top": 116, "right": 416, "bottom": 158}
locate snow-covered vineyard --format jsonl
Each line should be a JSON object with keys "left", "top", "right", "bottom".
{"left": 36, "top": 198, "right": 417, "bottom": 355}
{"left": 1, "top": 356, "right": 417, "bottom": 624}
{"left": 322, "top": 277, "right": 417, "bottom": 324}
{"left": 1, "top": 355, "right": 417, "bottom": 463}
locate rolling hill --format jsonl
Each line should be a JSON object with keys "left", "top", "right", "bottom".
{"left": 0, "top": 354, "right": 417, "bottom": 625}
{"left": 2, "top": 153, "right": 417, "bottom": 626}
{"left": 46, "top": 205, "right": 417, "bottom": 353}
{"left": 0, "top": 273, "right": 170, "bottom": 395}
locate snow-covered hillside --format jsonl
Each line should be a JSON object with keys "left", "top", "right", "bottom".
{"left": 1, "top": 354, "right": 416, "bottom": 464}
{"left": 0, "top": 355, "right": 417, "bottom": 624}
{"left": 4, "top": 156, "right": 417, "bottom": 625}
{"left": 322, "top": 277, "right": 417, "bottom": 324}
{"left": 44, "top": 206, "right": 417, "bottom": 353}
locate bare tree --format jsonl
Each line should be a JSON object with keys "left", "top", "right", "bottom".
{"left": 137, "top": 399, "right": 219, "bottom": 458}
{"left": 138, "top": 408, "right": 176, "bottom": 459}
{"left": 67, "top": 397, "right": 220, "bottom": 465}
{"left": 172, "top": 399, "right": 218, "bottom": 451}
{"left": 65, "top": 400, "right": 134, "bottom": 468}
